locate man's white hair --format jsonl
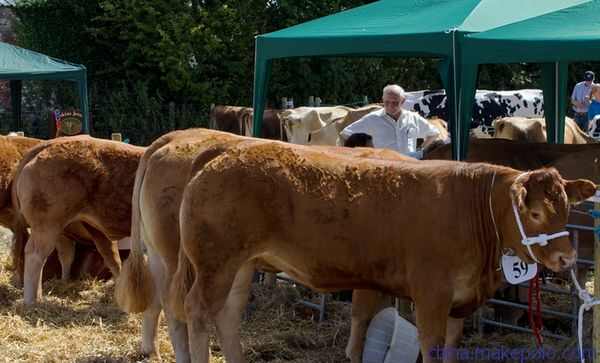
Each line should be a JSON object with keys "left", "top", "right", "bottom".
{"left": 382, "top": 84, "right": 405, "bottom": 98}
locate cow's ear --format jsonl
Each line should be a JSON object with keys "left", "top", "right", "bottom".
{"left": 564, "top": 179, "right": 597, "bottom": 204}
{"left": 511, "top": 182, "right": 528, "bottom": 212}
{"left": 320, "top": 111, "right": 333, "bottom": 121}
{"left": 510, "top": 173, "right": 530, "bottom": 212}
{"left": 493, "top": 119, "right": 504, "bottom": 133}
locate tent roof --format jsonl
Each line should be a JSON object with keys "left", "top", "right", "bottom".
{"left": 253, "top": 0, "right": 591, "bottom": 158}
{"left": 257, "top": 0, "right": 588, "bottom": 59}
{"left": 0, "top": 42, "right": 86, "bottom": 81}
{"left": 464, "top": 0, "right": 600, "bottom": 63}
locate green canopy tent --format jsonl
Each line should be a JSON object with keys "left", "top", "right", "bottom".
{"left": 459, "top": 0, "right": 600, "bottom": 157}
{"left": 252, "top": 0, "right": 588, "bottom": 159}
{"left": 0, "top": 41, "right": 89, "bottom": 134}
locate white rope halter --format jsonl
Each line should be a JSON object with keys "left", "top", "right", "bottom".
{"left": 510, "top": 201, "right": 569, "bottom": 263}
{"left": 570, "top": 269, "right": 600, "bottom": 363}
{"left": 510, "top": 173, "right": 569, "bottom": 263}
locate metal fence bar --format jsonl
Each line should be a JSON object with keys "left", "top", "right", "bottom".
{"left": 486, "top": 299, "right": 576, "bottom": 320}
{"left": 514, "top": 281, "right": 574, "bottom": 295}
{"left": 272, "top": 273, "right": 328, "bottom": 322}
{"left": 479, "top": 318, "right": 569, "bottom": 340}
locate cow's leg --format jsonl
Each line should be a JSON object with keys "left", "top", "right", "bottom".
{"left": 345, "top": 289, "right": 392, "bottom": 363}
{"left": 163, "top": 310, "right": 190, "bottom": 363}
{"left": 148, "top": 246, "right": 191, "bottom": 363}
{"left": 414, "top": 292, "right": 451, "bottom": 363}
{"left": 55, "top": 236, "right": 75, "bottom": 280}
{"left": 135, "top": 245, "right": 161, "bottom": 359}
{"left": 185, "top": 257, "right": 246, "bottom": 363}
{"left": 214, "top": 262, "right": 255, "bottom": 363}
{"left": 141, "top": 290, "right": 162, "bottom": 358}
{"left": 185, "top": 286, "right": 211, "bottom": 363}
{"left": 23, "top": 227, "right": 61, "bottom": 304}
{"left": 84, "top": 225, "right": 121, "bottom": 277}
{"left": 443, "top": 316, "right": 465, "bottom": 363}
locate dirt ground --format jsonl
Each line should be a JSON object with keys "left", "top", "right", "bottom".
{"left": 0, "top": 226, "right": 593, "bottom": 363}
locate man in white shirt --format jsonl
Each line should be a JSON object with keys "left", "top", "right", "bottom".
{"left": 340, "top": 84, "right": 440, "bottom": 157}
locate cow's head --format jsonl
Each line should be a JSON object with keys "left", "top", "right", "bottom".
{"left": 506, "top": 168, "right": 596, "bottom": 272}
{"left": 280, "top": 109, "right": 326, "bottom": 145}
{"left": 280, "top": 108, "right": 349, "bottom": 145}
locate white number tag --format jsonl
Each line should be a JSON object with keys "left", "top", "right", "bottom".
{"left": 501, "top": 254, "right": 537, "bottom": 284}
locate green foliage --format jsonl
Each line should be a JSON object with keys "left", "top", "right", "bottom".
{"left": 13, "top": 0, "right": 599, "bottom": 143}
{"left": 15, "top": 0, "right": 104, "bottom": 80}
{"left": 92, "top": 0, "right": 196, "bottom": 97}
{"left": 92, "top": 80, "right": 207, "bottom": 145}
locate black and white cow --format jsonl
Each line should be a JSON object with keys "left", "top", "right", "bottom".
{"left": 404, "top": 89, "right": 544, "bottom": 129}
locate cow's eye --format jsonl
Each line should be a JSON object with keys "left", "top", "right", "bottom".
{"left": 531, "top": 211, "right": 541, "bottom": 220}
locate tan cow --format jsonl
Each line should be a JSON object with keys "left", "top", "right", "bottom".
{"left": 12, "top": 136, "right": 144, "bottom": 304}
{"left": 1, "top": 135, "right": 130, "bottom": 286}
{"left": 493, "top": 116, "right": 597, "bottom": 144}
{"left": 175, "top": 141, "right": 593, "bottom": 363}
{"left": 279, "top": 106, "right": 353, "bottom": 144}
{"left": 115, "top": 128, "right": 418, "bottom": 360}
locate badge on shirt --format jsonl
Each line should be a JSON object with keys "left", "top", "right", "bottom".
{"left": 406, "top": 125, "right": 418, "bottom": 138}
{"left": 501, "top": 254, "right": 537, "bottom": 285}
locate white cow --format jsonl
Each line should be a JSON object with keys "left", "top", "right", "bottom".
{"left": 279, "top": 106, "right": 352, "bottom": 145}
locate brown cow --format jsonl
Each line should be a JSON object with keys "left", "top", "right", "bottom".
{"left": 424, "top": 138, "right": 600, "bottom": 326}
{"left": 115, "top": 128, "right": 417, "bottom": 360}
{"left": 210, "top": 105, "right": 283, "bottom": 140}
{"left": 240, "top": 108, "right": 284, "bottom": 140}
{"left": 424, "top": 138, "right": 600, "bottom": 182}
{"left": 209, "top": 105, "right": 247, "bottom": 134}
{"left": 493, "top": 116, "right": 597, "bottom": 144}
{"left": 176, "top": 141, "right": 593, "bottom": 363}
{"left": 424, "top": 139, "right": 600, "bottom": 277}
{"left": 12, "top": 136, "right": 144, "bottom": 304}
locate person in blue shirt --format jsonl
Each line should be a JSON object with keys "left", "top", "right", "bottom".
{"left": 571, "top": 71, "right": 595, "bottom": 130}
{"left": 587, "top": 84, "right": 600, "bottom": 134}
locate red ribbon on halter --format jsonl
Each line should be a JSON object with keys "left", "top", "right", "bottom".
{"left": 528, "top": 270, "right": 543, "bottom": 346}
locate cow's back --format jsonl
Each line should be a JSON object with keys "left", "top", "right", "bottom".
{"left": 183, "top": 142, "right": 515, "bottom": 304}
{"left": 424, "top": 138, "right": 600, "bottom": 182}
{"left": 17, "top": 136, "right": 144, "bottom": 239}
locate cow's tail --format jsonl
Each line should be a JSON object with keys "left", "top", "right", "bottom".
{"left": 9, "top": 140, "right": 53, "bottom": 287}
{"left": 167, "top": 142, "right": 240, "bottom": 321}
{"left": 168, "top": 238, "right": 195, "bottom": 321}
{"left": 115, "top": 132, "right": 181, "bottom": 313}
{"left": 9, "top": 198, "right": 29, "bottom": 288}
